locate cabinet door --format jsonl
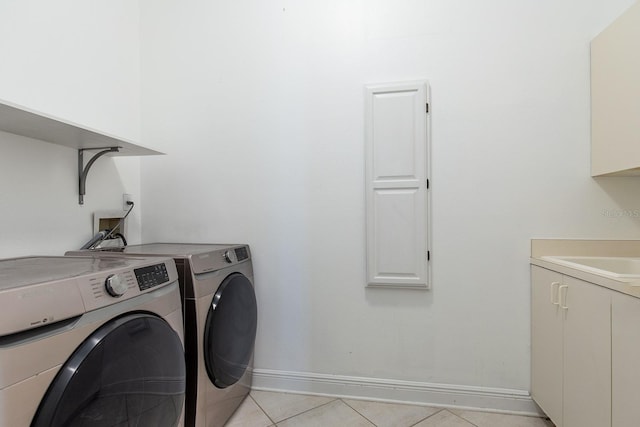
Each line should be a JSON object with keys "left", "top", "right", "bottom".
{"left": 612, "top": 292, "right": 640, "bottom": 427}
{"left": 531, "top": 266, "right": 564, "bottom": 426}
{"left": 563, "top": 276, "right": 611, "bottom": 427}
{"left": 364, "top": 81, "right": 430, "bottom": 289}
{"left": 591, "top": 2, "right": 640, "bottom": 176}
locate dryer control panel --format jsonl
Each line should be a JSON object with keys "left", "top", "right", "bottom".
{"left": 191, "top": 245, "right": 252, "bottom": 274}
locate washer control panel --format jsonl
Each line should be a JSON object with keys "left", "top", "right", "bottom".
{"left": 0, "top": 256, "right": 178, "bottom": 336}
{"left": 77, "top": 258, "right": 177, "bottom": 313}
{"left": 134, "top": 263, "right": 170, "bottom": 291}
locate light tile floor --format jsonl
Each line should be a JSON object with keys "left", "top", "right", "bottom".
{"left": 225, "top": 390, "right": 555, "bottom": 427}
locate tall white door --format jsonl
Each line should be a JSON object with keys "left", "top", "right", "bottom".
{"left": 364, "top": 81, "right": 430, "bottom": 289}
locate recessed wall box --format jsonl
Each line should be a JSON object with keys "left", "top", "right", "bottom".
{"left": 93, "top": 210, "right": 128, "bottom": 247}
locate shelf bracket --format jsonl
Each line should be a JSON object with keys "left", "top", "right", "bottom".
{"left": 78, "top": 147, "right": 119, "bottom": 205}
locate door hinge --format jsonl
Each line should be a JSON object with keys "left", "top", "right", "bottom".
{"left": 426, "top": 103, "right": 430, "bottom": 113}
{"left": 427, "top": 251, "right": 431, "bottom": 261}
{"left": 426, "top": 179, "right": 430, "bottom": 189}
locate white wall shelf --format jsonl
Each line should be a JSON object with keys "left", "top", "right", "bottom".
{"left": 0, "top": 99, "right": 163, "bottom": 204}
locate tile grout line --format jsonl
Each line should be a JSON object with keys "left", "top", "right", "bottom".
{"left": 260, "top": 396, "right": 339, "bottom": 425}
{"left": 338, "top": 400, "right": 478, "bottom": 427}
{"left": 448, "top": 410, "right": 481, "bottom": 427}
{"left": 406, "top": 408, "right": 481, "bottom": 427}
{"left": 249, "top": 394, "right": 277, "bottom": 426}
{"left": 340, "top": 398, "right": 378, "bottom": 426}
{"left": 408, "top": 408, "right": 445, "bottom": 427}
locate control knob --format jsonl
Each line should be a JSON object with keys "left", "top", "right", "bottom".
{"left": 222, "top": 250, "right": 234, "bottom": 264}
{"left": 105, "top": 274, "right": 127, "bottom": 297}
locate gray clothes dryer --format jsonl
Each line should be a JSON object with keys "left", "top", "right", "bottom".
{"left": 67, "top": 243, "right": 257, "bottom": 427}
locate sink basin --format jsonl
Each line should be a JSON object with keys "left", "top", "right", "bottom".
{"left": 541, "top": 256, "right": 640, "bottom": 278}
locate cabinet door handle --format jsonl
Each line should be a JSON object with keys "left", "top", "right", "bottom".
{"left": 550, "top": 281, "right": 561, "bottom": 305}
{"left": 559, "top": 284, "right": 569, "bottom": 310}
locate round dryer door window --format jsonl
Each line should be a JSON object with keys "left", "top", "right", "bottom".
{"left": 204, "top": 273, "right": 257, "bottom": 389}
{"left": 31, "top": 313, "right": 186, "bottom": 427}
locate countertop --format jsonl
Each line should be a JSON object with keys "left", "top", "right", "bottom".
{"left": 530, "top": 239, "right": 640, "bottom": 299}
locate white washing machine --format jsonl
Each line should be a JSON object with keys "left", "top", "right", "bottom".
{"left": 0, "top": 255, "right": 186, "bottom": 427}
{"left": 67, "top": 244, "right": 257, "bottom": 427}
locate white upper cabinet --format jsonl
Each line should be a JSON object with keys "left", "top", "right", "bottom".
{"left": 591, "top": 1, "right": 640, "bottom": 176}
{"left": 364, "top": 81, "right": 431, "bottom": 289}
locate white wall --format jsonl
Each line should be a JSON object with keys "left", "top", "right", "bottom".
{"left": 139, "top": 0, "right": 640, "bottom": 400}
{"left": 0, "top": 0, "right": 143, "bottom": 257}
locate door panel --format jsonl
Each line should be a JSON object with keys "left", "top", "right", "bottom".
{"left": 31, "top": 313, "right": 186, "bottom": 427}
{"left": 204, "top": 273, "right": 257, "bottom": 389}
{"left": 612, "top": 292, "right": 640, "bottom": 427}
{"left": 365, "top": 81, "right": 430, "bottom": 289}
{"left": 563, "top": 276, "right": 611, "bottom": 427}
{"left": 531, "top": 266, "right": 564, "bottom": 426}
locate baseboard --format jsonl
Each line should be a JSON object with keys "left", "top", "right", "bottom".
{"left": 251, "top": 368, "right": 543, "bottom": 416}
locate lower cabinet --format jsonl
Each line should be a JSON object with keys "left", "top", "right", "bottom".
{"left": 531, "top": 267, "right": 563, "bottom": 424}
{"left": 611, "top": 292, "right": 640, "bottom": 427}
{"left": 531, "top": 266, "right": 611, "bottom": 427}
{"left": 562, "top": 275, "right": 611, "bottom": 427}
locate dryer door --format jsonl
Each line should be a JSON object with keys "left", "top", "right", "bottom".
{"left": 204, "top": 272, "right": 257, "bottom": 388}
{"left": 31, "top": 313, "right": 185, "bottom": 427}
